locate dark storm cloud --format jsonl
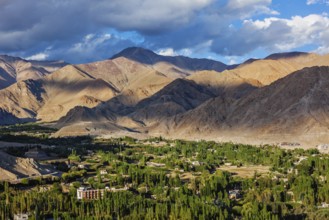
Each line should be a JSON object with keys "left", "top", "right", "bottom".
{"left": 91, "top": 0, "right": 213, "bottom": 34}
{"left": 0, "top": 0, "right": 93, "bottom": 51}
{"left": 1, "top": 0, "right": 328, "bottom": 63}
{"left": 0, "top": 0, "right": 215, "bottom": 62}
{"left": 143, "top": 0, "right": 278, "bottom": 53}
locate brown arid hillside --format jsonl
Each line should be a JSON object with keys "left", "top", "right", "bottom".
{"left": 36, "top": 65, "right": 118, "bottom": 122}
{"left": 0, "top": 55, "right": 67, "bottom": 90}
{"left": 56, "top": 66, "right": 329, "bottom": 147}
{"left": 158, "top": 66, "right": 329, "bottom": 147}
{"left": 130, "top": 78, "right": 216, "bottom": 125}
{"left": 187, "top": 52, "right": 329, "bottom": 100}
{"left": 187, "top": 70, "right": 261, "bottom": 98}
{"left": 54, "top": 78, "right": 217, "bottom": 136}
{"left": 0, "top": 55, "right": 180, "bottom": 124}
{"left": 0, "top": 50, "right": 198, "bottom": 124}
{"left": 0, "top": 151, "right": 56, "bottom": 181}
{"left": 0, "top": 65, "right": 118, "bottom": 123}
{"left": 231, "top": 52, "right": 329, "bottom": 86}
{"left": 2, "top": 48, "right": 329, "bottom": 147}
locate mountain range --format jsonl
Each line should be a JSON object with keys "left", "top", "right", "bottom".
{"left": 0, "top": 55, "right": 67, "bottom": 90}
{"left": 1, "top": 47, "right": 329, "bottom": 147}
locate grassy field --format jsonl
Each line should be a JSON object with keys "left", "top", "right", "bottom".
{"left": 217, "top": 165, "right": 270, "bottom": 178}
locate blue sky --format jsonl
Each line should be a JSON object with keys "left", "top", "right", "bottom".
{"left": 0, "top": 0, "right": 329, "bottom": 64}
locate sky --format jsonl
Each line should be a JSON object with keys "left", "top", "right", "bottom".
{"left": 0, "top": 0, "right": 329, "bottom": 64}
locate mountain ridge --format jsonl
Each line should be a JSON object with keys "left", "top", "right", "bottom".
{"left": 155, "top": 66, "right": 329, "bottom": 146}
{"left": 1, "top": 48, "right": 329, "bottom": 147}
{"left": 111, "top": 47, "right": 229, "bottom": 72}
{"left": 0, "top": 55, "right": 67, "bottom": 90}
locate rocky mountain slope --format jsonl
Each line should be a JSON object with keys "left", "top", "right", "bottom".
{"left": 2, "top": 48, "right": 329, "bottom": 146}
{"left": 157, "top": 66, "right": 329, "bottom": 146}
{"left": 0, "top": 55, "right": 67, "bottom": 90}
{"left": 0, "top": 151, "right": 56, "bottom": 181}
{"left": 0, "top": 56, "right": 177, "bottom": 124}
{"left": 2, "top": 48, "right": 225, "bottom": 124}
{"left": 130, "top": 78, "right": 216, "bottom": 125}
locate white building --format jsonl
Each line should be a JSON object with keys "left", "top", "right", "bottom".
{"left": 14, "top": 214, "right": 29, "bottom": 220}
{"left": 100, "top": 170, "right": 108, "bottom": 175}
{"left": 317, "top": 144, "right": 329, "bottom": 151}
{"left": 77, "top": 187, "right": 105, "bottom": 200}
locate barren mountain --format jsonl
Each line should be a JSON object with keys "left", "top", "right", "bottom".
{"left": 230, "top": 52, "right": 329, "bottom": 86}
{"left": 55, "top": 78, "right": 217, "bottom": 136}
{"left": 0, "top": 79, "right": 46, "bottom": 121}
{"left": 36, "top": 65, "right": 118, "bottom": 121}
{"left": 54, "top": 104, "right": 142, "bottom": 137}
{"left": 0, "top": 55, "right": 67, "bottom": 90}
{"left": 1, "top": 49, "right": 214, "bottom": 129}
{"left": 130, "top": 78, "right": 216, "bottom": 125}
{"left": 0, "top": 151, "right": 56, "bottom": 181}
{"left": 188, "top": 52, "right": 329, "bottom": 97}
{"left": 112, "top": 47, "right": 228, "bottom": 77}
{"left": 2, "top": 49, "right": 329, "bottom": 147}
{"left": 187, "top": 70, "right": 260, "bottom": 98}
{"left": 0, "top": 54, "right": 175, "bottom": 124}
{"left": 54, "top": 51, "right": 329, "bottom": 146}
{"left": 160, "top": 66, "right": 329, "bottom": 146}
{"left": 0, "top": 65, "right": 118, "bottom": 123}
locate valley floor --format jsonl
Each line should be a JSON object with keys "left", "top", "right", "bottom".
{"left": 0, "top": 124, "right": 328, "bottom": 219}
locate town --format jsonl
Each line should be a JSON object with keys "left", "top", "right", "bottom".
{"left": 0, "top": 124, "right": 328, "bottom": 219}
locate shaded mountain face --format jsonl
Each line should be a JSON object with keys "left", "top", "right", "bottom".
{"left": 111, "top": 47, "right": 228, "bottom": 72}
{"left": 0, "top": 55, "right": 67, "bottom": 90}
{"left": 0, "top": 65, "right": 118, "bottom": 123}
{"left": 51, "top": 51, "right": 329, "bottom": 147}
{"left": 161, "top": 66, "right": 329, "bottom": 145}
{"left": 2, "top": 49, "right": 329, "bottom": 146}
{"left": 130, "top": 78, "right": 216, "bottom": 125}
{"left": 56, "top": 105, "right": 117, "bottom": 126}
{"left": 0, "top": 56, "right": 174, "bottom": 124}
{"left": 0, "top": 109, "right": 21, "bottom": 125}
{"left": 265, "top": 52, "right": 310, "bottom": 60}
{"left": 226, "top": 66, "right": 329, "bottom": 132}
{"left": 187, "top": 70, "right": 260, "bottom": 98}
{"left": 54, "top": 78, "right": 217, "bottom": 136}
{"left": 0, "top": 151, "right": 56, "bottom": 181}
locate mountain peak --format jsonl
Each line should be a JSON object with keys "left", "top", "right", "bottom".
{"left": 111, "top": 47, "right": 159, "bottom": 65}
{"left": 117, "top": 47, "right": 155, "bottom": 54}
{"left": 111, "top": 47, "right": 228, "bottom": 72}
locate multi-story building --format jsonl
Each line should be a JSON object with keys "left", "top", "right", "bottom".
{"left": 77, "top": 187, "right": 105, "bottom": 200}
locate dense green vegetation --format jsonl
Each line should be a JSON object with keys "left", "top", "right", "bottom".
{"left": 0, "top": 129, "right": 329, "bottom": 219}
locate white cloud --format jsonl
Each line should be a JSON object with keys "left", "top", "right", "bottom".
{"left": 70, "top": 33, "right": 112, "bottom": 53}
{"left": 315, "top": 46, "right": 329, "bottom": 54}
{"left": 3, "top": 0, "right": 324, "bottom": 63}
{"left": 212, "top": 14, "right": 329, "bottom": 56}
{"left": 157, "top": 48, "right": 177, "bottom": 56}
{"left": 307, "top": 0, "right": 317, "bottom": 5}
{"left": 226, "top": 56, "right": 240, "bottom": 65}
{"left": 223, "top": 0, "right": 279, "bottom": 19}
{"left": 179, "top": 48, "right": 193, "bottom": 57}
{"left": 25, "top": 52, "right": 49, "bottom": 61}
{"left": 307, "top": 0, "right": 329, "bottom": 5}
{"left": 157, "top": 48, "right": 195, "bottom": 57}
